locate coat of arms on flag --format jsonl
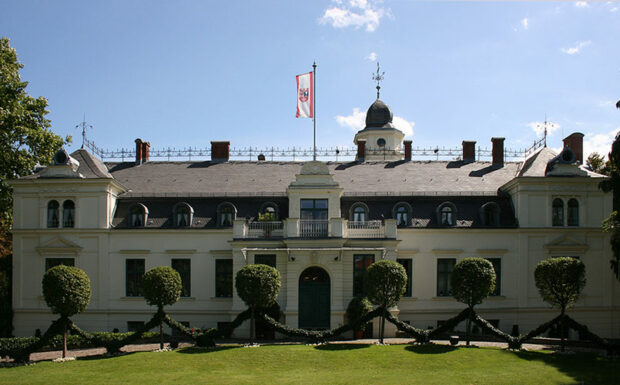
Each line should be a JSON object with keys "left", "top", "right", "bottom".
{"left": 296, "top": 72, "right": 313, "bottom": 118}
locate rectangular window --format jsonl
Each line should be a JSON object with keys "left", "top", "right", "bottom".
{"left": 215, "top": 259, "right": 233, "bottom": 298}
{"left": 254, "top": 254, "right": 276, "bottom": 268}
{"left": 126, "top": 259, "right": 145, "bottom": 297}
{"left": 353, "top": 254, "right": 375, "bottom": 297}
{"left": 171, "top": 259, "right": 191, "bottom": 297}
{"left": 45, "top": 258, "right": 74, "bottom": 271}
{"left": 127, "top": 321, "right": 145, "bottom": 332}
{"left": 436, "top": 258, "right": 456, "bottom": 297}
{"left": 486, "top": 258, "right": 501, "bottom": 296}
{"left": 397, "top": 258, "right": 412, "bottom": 297}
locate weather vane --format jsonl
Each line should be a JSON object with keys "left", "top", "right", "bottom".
{"left": 75, "top": 114, "right": 93, "bottom": 149}
{"left": 372, "top": 62, "right": 385, "bottom": 99}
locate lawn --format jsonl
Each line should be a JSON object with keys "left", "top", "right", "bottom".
{"left": 0, "top": 344, "right": 617, "bottom": 385}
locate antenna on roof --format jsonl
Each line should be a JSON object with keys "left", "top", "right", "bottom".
{"left": 372, "top": 62, "right": 385, "bottom": 99}
{"left": 75, "top": 114, "right": 93, "bottom": 149}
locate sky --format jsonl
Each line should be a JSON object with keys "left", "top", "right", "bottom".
{"left": 2, "top": 0, "right": 619, "bottom": 161}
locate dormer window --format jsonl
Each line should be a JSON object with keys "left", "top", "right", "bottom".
{"left": 174, "top": 202, "right": 193, "bottom": 227}
{"left": 481, "top": 202, "right": 500, "bottom": 227}
{"left": 350, "top": 203, "right": 369, "bottom": 222}
{"left": 552, "top": 198, "right": 564, "bottom": 227}
{"left": 393, "top": 202, "right": 411, "bottom": 227}
{"left": 47, "top": 200, "right": 59, "bottom": 228}
{"left": 437, "top": 202, "right": 457, "bottom": 227}
{"left": 259, "top": 202, "right": 279, "bottom": 221}
{"left": 129, "top": 204, "right": 148, "bottom": 228}
{"left": 217, "top": 202, "right": 236, "bottom": 227}
{"left": 62, "top": 200, "right": 75, "bottom": 228}
{"left": 567, "top": 199, "right": 579, "bottom": 227}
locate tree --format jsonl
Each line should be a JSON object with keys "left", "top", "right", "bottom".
{"left": 586, "top": 152, "right": 605, "bottom": 174}
{"left": 346, "top": 296, "right": 373, "bottom": 338}
{"left": 599, "top": 133, "right": 620, "bottom": 280}
{"left": 534, "top": 257, "right": 586, "bottom": 352}
{"left": 42, "top": 265, "right": 91, "bottom": 358}
{"left": 142, "top": 266, "right": 182, "bottom": 349}
{"left": 365, "top": 260, "right": 407, "bottom": 344}
{"left": 235, "top": 264, "right": 281, "bottom": 343}
{"left": 450, "top": 258, "right": 496, "bottom": 346}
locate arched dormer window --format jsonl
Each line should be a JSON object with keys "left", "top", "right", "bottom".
{"left": 350, "top": 202, "right": 369, "bottom": 223}
{"left": 47, "top": 200, "right": 59, "bottom": 228}
{"left": 129, "top": 203, "right": 148, "bottom": 228}
{"left": 217, "top": 202, "right": 236, "bottom": 227}
{"left": 173, "top": 202, "right": 193, "bottom": 227}
{"left": 480, "top": 202, "right": 500, "bottom": 227}
{"left": 552, "top": 198, "right": 564, "bottom": 227}
{"left": 567, "top": 198, "right": 579, "bottom": 227}
{"left": 392, "top": 202, "right": 412, "bottom": 227}
{"left": 259, "top": 202, "right": 279, "bottom": 221}
{"left": 437, "top": 202, "right": 457, "bottom": 227}
{"left": 62, "top": 200, "right": 75, "bottom": 228}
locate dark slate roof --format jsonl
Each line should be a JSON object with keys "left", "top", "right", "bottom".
{"left": 106, "top": 160, "right": 521, "bottom": 197}
{"left": 70, "top": 149, "right": 113, "bottom": 178}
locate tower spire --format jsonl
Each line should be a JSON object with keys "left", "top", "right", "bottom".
{"left": 372, "top": 62, "right": 385, "bottom": 99}
{"left": 76, "top": 114, "right": 93, "bottom": 149}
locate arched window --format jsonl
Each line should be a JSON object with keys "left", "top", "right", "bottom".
{"left": 174, "top": 202, "right": 193, "bottom": 227}
{"left": 350, "top": 202, "right": 369, "bottom": 223}
{"left": 567, "top": 198, "right": 579, "bottom": 227}
{"left": 47, "top": 200, "right": 59, "bottom": 228}
{"left": 62, "top": 200, "right": 75, "bottom": 228}
{"left": 217, "top": 202, "right": 236, "bottom": 227}
{"left": 437, "top": 202, "right": 457, "bottom": 227}
{"left": 129, "top": 204, "right": 148, "bottom": 228}
{"left": 552, "top": 198, "right": 564, "bottom": 227}
{"left": 481, "top": 202, "right": 500, "bottom": 227}
{"left": 392, "top": 202, "right": 411, "bottom": 227}
{"left": 259, "top": 202, "right": 279, "bottom": 221}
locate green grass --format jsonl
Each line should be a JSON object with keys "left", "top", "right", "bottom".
{"left": 0, "top": 344, "right": 617, "bottom": 385}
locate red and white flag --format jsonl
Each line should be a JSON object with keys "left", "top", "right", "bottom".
{"left": 296, "top": 72, "right": 313, "bottom": 118}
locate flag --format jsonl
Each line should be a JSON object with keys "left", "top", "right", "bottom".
{"left": 296, "top": 72, "right": 313, "bottom": 118}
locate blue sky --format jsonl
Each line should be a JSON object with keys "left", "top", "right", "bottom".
{"left": 2, "top": 0, "right": 619, "bottom": 160}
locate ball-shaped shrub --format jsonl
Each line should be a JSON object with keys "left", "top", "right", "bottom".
{"left": 235, "top": 264, "right": 281, "bottom": 308}
{"left": 451, "top": 258, "right": 496, "bottom": 308}
{"left": 534, "top": 257, "right": 586, "bottom": 311}
{"left": 142, "top": 266, "right": 182, "bottom": 308}
{"left": 42, "top": 265, "right": 91, "bottom": 317}
{"left": 365, "top": 260, "right": 407, "bottom": 308}
{"left": 346, "top": 296, "right": 373, "bottom": 330}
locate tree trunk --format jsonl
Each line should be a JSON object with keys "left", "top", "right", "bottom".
{"left": 159, "top": 306, "right": 164, "bottom": 350}
{"left": 560, "top": 306, "right": 566, "bottom": 352}
{"left": 379, "top": 305, "right": 386, "bottom": 344}
{"left": 466, "top": 307, "right": 472, "bottom": 346}
{"left": 250, "top": 307, "right": 255, "bottom": 344}
{"left": 62, "top": 319, "right": 67, "bottom": 359}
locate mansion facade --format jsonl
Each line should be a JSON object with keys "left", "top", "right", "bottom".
{"left": 9, "top": 98, "right": 620, "bottom": 339}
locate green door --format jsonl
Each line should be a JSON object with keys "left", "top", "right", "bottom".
{"left": 299, "top": 267, "right": 330, "bottom": 329}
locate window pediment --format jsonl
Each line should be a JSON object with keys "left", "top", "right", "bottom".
{"left": 544, "top": 235, "right": 589, "bottom": 255}
{"left": 36, "top": 236, "right": 82, "bottom": 256}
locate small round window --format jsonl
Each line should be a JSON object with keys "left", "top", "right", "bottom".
{"left": 377, "top": 138, "right": 386, "bottom": 147}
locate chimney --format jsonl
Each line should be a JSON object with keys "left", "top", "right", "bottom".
{"left": 491, "top": 137, "right": 505, "bottom": 165}
{"left": 562, "top": 132, "right": 584, "bottom": 165}
{"left": 135, "top": 138, "right": 143, "bottom": 164}
{"left": 462, "top": 141, "right": 476, "bottom": 162}
{"left": 403, "top": 140, "right": 412, "bottom": 161}
{"left": 142, "top": 141, "right": 150, "bottom": 163}
{"left": 356, "top": 139, "right": 366, "bottom": 162}
{"left": 211, "top": 141, "right": 230, "bottom": 162}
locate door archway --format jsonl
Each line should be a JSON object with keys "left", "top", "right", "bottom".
{"left": 298, "top": 266, "right": 330, "bottom": 329}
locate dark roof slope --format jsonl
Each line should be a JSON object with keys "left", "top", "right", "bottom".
{"left": 71, "top": 149, "right": 113, "bottom": 178}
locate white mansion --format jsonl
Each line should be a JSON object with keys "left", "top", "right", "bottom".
{"left": 9, "top": 97, "right": 620, "bottom": 339}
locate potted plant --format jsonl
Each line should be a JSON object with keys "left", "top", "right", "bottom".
{"left": 346, "top": 297, "right": 373, "bottom": 339}
{"left": 258, "top": 212, "right": 276, "bottom": 237}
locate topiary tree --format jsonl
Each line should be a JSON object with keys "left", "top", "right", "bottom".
{"left": 235, "top": 264, "right": 281, "bottom": 343}
{"left": 534, "top": 257, "right": 586, "bottom": 352}
{"left": 450, "top": 258, "right": 496, "bottom": 346}
{"left": 142, "top": 266, "right": 182, "bottom": 349}
{"left": 346, "top": 296, "right": 373, "bottom": 339}
{"left": 42, "top": 265, "right": 91, "bottom": 358}
{"left": 365, "top": 260, "right": 407, "bottom": 344}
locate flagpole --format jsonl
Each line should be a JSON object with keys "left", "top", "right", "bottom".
{"left": 313, "top": 61, "right": 317, "bottom": 161}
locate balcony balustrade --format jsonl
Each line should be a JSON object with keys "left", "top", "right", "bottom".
{"left": 245, "top": 221, "right": 284, "bottom": 239}
{"left": 299, "top": 219, "right": 329, "bottom": 238}
{"left": 347, "top": 220, "right": 385, "bottom": 238}
{"left": 237, "top": 218, "right": 395, "bottom": 239}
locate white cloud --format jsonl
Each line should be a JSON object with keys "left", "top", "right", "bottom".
{"left": 575, "top": 1, "right": 589, "bottom": 8}
{"left": 611, "top": 7, "right": 618, "bottom": 12}
{"left": 521, "top": 18, "right": 529, "bottom": 30}
{"left": 366, "top": 52, "right": 377, "bottom": 61}
{"left": 336, "top": 107, "right": 415, "bottom": 137}
{"left": 319, "top": 0, "right": 388, "bottom": 32}
{"left": 528, "top": 121, "right": 561, "bottom": 137}
{"left": 599, "top": 100, "right": 615, "bottom": 107}
{"left": 561, "top": 40, "right": 591, "bottom": 55}
{"left": 584, "top": 128, "right": 620, "bottom": 159}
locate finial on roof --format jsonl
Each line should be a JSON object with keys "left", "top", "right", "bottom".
{"left": 372, "top": 62, "right": 385, "bottom": 99}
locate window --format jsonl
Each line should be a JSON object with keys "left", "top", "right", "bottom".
{"left": 486, "top": 258, "right": 501, "bottom": 296}
{"left": 438, "top": 202, "right": 456, "bottom": 226}
{"left": 62, "top": 200, "right": 75, "bottom": 228}
{"left": 393, "top": 202, "right": 411, "bottom": 227}
{"left": 126, "top": 259, "right": 145, "bottom": 297}
{"left": 45, "top": 258, "right": 74, "bottom": 271}
{"left": 552, "top": 198, "right": 564, "bottom": 226}
{"left": 350, "top": 203, "right": 368, "bottom": 222}
{"left": 437, "top": 258, "right": 456, "bottom": 297}
{"left": 47, "top": 200, "right": 59, "bottom": 228}
{"left": 397, "top": 259, "right": 412, "bottom": 297}
{"left": 353, "top": 254, "right": 375, "bottom": 296}
{"left": 129, "top": 204, "right": 148, "bottom": 228}
{"left": 215, "top": 259, "right": 233, "bottom": 297}
{"left": 127, "top": 321, "right": 144, "bottom": 332}
{"left": 174, "top": 203, "right": 193, "bottom": 227}
{"left": 171, "top": 259, "right": 191, "bottom": 297}
{"left": 300, "top": 199, "right": 328, "bottom": 220}
{"left": 217, "top": 202, "right": 236, "bottom": 227}
{"left": 481, "top": 202, "right": 500, "bottom": 227}
{"left": 255, "top": 254, "right": 276, "bottom": 268}
{"left": 567, "top": 198, "right": 579, "bottom": 227}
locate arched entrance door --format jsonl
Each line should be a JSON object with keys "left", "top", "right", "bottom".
{"left": 299, "top": 267, "right": 330, "bottom": 329}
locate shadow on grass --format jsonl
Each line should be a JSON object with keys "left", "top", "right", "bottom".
{"left": 314, "top": 344, "right": 370, "bottom": 351}
{"left": 77, "top": 351, "right": 140, "bottom": 361}
{"left": 176, "top": 346, "right": 240, "bottom": 355}
{"left": 405, "top": 344, "right": 458, "bottom": 354}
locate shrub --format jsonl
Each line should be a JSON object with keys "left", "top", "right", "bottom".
{"left": 142, "top": 266, "right": 182, "bottom": 349}
{"left": 365, "top": 260, "right": 407, "bottom": 343}
{"left": 346, "top": 297, "right": 373, "bottom": 332}
{"left": 450, "top": 258, "right": 496, "bottom": 346}
{"left": 42, "top": 265, "right": 91, "bottom": 317}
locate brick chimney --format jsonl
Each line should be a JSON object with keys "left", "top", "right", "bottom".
{"left": 211, "top": 141, "right": 230, "bottom": 162}
{"left": 135, "top": 138, "right": 143, "bottom": 164}
{"left": 491, "top": 137, "right": 505, "bottom": 165}
{"left": 462, "top": 141, "right": 476, "bottom": 162}
{"left": 142, "top": 141, "right": 150, "bottom": 163}
{"left": 403, "top": 140, "right": 412, "bottom": 161}
{"left": 562, "top": 132, "right": 584, "bottom": 165}
{"left": 356, "top": 139, "right": 366, "bottom": 162}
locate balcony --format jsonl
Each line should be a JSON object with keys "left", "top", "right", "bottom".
{"left": 347, "top": 220, "right": 384, "bottom": 238}
{"left": 299, "top": 219, "right": 329, "bottom": 238}
{"left": 245, "top": 221, "right": 284, "bottom": 239}
{"left": 236, "top": 218, "right": 396, "bottom": 239}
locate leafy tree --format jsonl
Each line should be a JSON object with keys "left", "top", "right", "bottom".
{"left": 346, "top": 296, "right": 373, "bottom": 337}
{"left": 365, "top": 260, "right": 407, "bottom": 344}
{"left": 586, "top": 152, "right": 605, "bottom": 174}
{"left": 42, "top": 265, "right": 91, "bottom": 358}
{"left": 534, "top": 257, "right": 586, "bottom": 352}
{"left": 142, "top": 266, "right": 182, "bottom": 349}
{"left": 450, "top": 258, "right": 496, "bottom": 346}
{"left": 599, "top": 133, "right": 620, "bottom": 280}
{"left": 235, "top": 264, "right": 281, "bottom": 343}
